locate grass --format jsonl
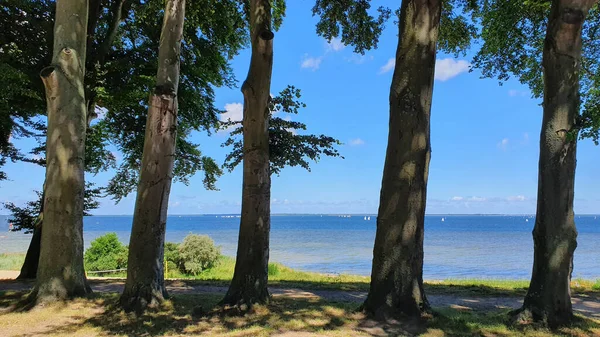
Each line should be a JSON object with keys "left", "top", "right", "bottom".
{"left": 2, "top": 253, "right": 600, "bottom": 296}
{"left": 0, "top": 290, "right": 598, "bottom": 337}
{"left": 0, "top": 254, "right": 24, "bottom": 271}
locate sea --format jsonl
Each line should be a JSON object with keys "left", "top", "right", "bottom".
{"left": 1, "top": 214, "right": 599, "bottom": 280}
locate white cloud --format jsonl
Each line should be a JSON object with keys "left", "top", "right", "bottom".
{"left": 219, "top": 102, "right": 243, "bottom": 132}
{"left": 521, "top": 132, "right": 530, "bottom": 145}
{"left": 379, "top": 58, "right": 395, "bottom": 74}
{"left": 467, "top": 196, "right": 487, "bottom": 202}
{"left": 379, "top": 58, "right": 469, "bottom": 81}
{"left": 221, "top": 102, "right": 243, "bottom": 122}
{"left": 434, "top": 58, "right": 470, "bottom": 81}
{"left": 346, "top": 54, "right": 373, "bottom": 64}
{"left": 451, "top": 196, "right": 464, "bottom": 201}
{"left": 326, "top": 38, "right": 345, "bottom": 52}
{"left": 497, "top": 138, "right": 509, "bottom": 151}
{"left": 508, "top": 89, "right": 528, "bottom": 97}
{"left": 349, "top": 138, "right": 365, "bottom": 146}
{"left": 507, "top": 195, "right": 527, "bottom": 201}
{"left": 301, "top": 54, "right": 322, "bottom": 71}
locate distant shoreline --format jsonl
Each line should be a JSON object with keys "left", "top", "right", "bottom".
{"left": 3, "top": 213, "right": 599, "bottom": 217}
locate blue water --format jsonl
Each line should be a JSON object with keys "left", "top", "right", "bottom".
{"left": 1, "top": 214, "right": 599, "bottom": 279}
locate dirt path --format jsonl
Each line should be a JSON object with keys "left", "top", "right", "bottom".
{"left": 1, "top": 277, "right": 599, "bottom": 319}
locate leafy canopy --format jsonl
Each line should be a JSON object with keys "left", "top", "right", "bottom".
{"left": 221, "top": 86, "right": 343, "bottom": 175}
{"left": 471, "top": 0, "right": 600, "bottom": 143}
{"left": 312, "top": 0, "right": 478, "bottom": 55}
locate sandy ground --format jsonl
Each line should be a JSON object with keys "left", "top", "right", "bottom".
{"left": 0, "top": 271, "right": 18, "bottom": 280}
{"left": 1, "top": 271, "right": 599, "bottom": 319}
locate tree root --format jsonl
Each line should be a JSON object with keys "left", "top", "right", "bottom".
{"left": 120, "top": 284, "right": 167, "bottom": 314}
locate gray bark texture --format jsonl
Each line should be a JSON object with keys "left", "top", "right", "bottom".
{"left": 514, "top": 0, "right": 597, "bottom": 328}
{"left": 17, "top": 188, "right": 45, "bottom": 280}
{"left": 221, "top": 0, "right": 274, "bottom": 307}
{"left": 362, "top": 0, "right": 441, "bottom": 319}
{"left": 33, "top": 0, "right": 91, "bottom": 303}
{"left": 120, "top": 0, "right": 185, "bottom": 313}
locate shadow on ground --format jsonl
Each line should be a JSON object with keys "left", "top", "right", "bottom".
{"left": 1, "top": 290, "right": 599, "bottom": 337}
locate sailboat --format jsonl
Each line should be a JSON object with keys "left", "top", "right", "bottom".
{"left": 367, "top": 216, "right": 371, "bottom": 220}
{"left": 441, "top": 217, "right": 445, "bottom": 222}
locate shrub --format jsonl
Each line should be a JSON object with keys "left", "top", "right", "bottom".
{"left": 178, "top": 234, "right": 220, "bottom": 275}
{"left": 164, "top": 242, "right": 182, "bottom": 269}
{"left": 268, "top": 263, "right": 281, "bottom": 276}
{"left": 84, "top": 233, "right": 128, "bottom": 271}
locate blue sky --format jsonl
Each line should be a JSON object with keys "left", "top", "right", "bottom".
{"left": 2, "top": 1, "right": 599, "bottom": 215}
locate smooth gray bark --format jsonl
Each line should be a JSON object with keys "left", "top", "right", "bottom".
{"left": 120, "top": 0, "right": 185, "bottom": 313}
{"left": 362, "top": 0, "right": 441, "bottom": 319}
{"left": 513, "top": 0, "right": 596, "bottom": 328}
{"left": 33, "top": 0, "right": 91, "bottom": 303}
{"left": 222, "top": 0, "right": 274, "bottom": 307}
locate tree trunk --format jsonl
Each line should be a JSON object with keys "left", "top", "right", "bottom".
{"left": 17, "top": 225, "right": 41, "bottom": 279}
{"left": 120, "top": 0, "right": 185, "bottom": 313}
{"left": 17, "top": 187, "right": 45, "bottom": 280}
{"left": 362, "top": 0, "right": 440, "bottom": 319}
{"left": 221, "top": 0, "right": 274, "bottom": 307}
{"left": 513, "top": 0, "right": 596, "bottom": 328}
{"left": 32, "top": 0, "right": 91, "bottom": 303}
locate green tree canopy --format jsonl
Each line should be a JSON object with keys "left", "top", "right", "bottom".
{"left": 471, "top": 0, "right": 600, "bottom": 143}
{"left": 221, "top": 86, "right": 342, "bottom": 175}
{"left": 0, "top": 0, "right": 248, "bottom": 197}
{"left": 312, "top": 0, "right": 478, "bottom": 55}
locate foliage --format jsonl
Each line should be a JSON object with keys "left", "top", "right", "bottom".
{"left": 164, "top": 242, "right": 183, "bottom": 271}
{"left": 222, "top": 86, "right": 343, "bottom": 175}
{"left": 0, "top": 0, "right": 247, "bottom": 199}
{"left": 438, "top": 0, "right": 479, "bottom": 55}
{"left": 3, "top": 182, "right": 103, "bottom": 234}
{"left": 84, "top": 233, "right": 128, "bottom": 272}
{"left": 178, "top": 234, "right": 221, "bottom": 275}
{"left": 312, "top": 0, "right": 477, "bottom": 55}
{"left": 471, "top": 1, "right": 600, "bottom": 143}
{"left": 312, "top": 0, "right": 391, "bottom": 54}
{"left": 102, "top": 0, "right": 247, "bottom": 201}
{"left": 0, "top": 0, "right": 52, "bottom": 180}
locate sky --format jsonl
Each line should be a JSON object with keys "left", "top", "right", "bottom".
{"left": 1, "top": 1, "right": 599, "bottom": 215}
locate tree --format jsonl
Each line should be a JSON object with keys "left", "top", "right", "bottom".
{"left": 4, "top": 183, "right": 102, "bottom": 279}
{"left": 119, "top": 0, "right": 186, "bottom": 312}
{"left": 221, "top": 85, "right": 342, "bottom": 175}
{"left": 364, "top": 0, "right": 441, "bottom": 318}
{"left": 31, "top": 0, "right": 91, "bottom": 302}
{"left": 220, "top": 0, "right": 277, "bottom": 307}
{"left": 520, "top": 0, "right": 596, "bottom": 327}
{"left": 1, "top": 0, "right": 246, "bottom": 279}
{"left": 101, "top": 0, "right": 247, "bottom": 201}
{"left": 313, "top": 0, "right": 475, "bottom": 318}
{"left": 471, "top": 0, "right": 599, "bottom": 326}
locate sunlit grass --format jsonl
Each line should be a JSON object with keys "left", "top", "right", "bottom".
{"left": 0, "top": 253, "right": 24, "bottom": 271}
{"left": 1, "top": 291, "right": 598, "bottom": 337}
{"left": 2, "top": 253, "right": 600, "bottom": 295}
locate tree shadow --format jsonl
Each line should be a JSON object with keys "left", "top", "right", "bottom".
{"left": 0, "top": 291, "right": 599, "bottom": 336}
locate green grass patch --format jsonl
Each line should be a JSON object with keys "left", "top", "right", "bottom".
{"left": 188, "top": 256, "right": 371, "bottom": 291}
{"left": 0, "top": 253, "right": 25, "bottom": 271}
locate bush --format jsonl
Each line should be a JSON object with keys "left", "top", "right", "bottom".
{"left": 268, "top": 263, "right": 281, "bottom": 276}
{"left": 84, "top": 233, "right": 128, "bottom": 271}
{"left": 164, "top": 242, "right": 182, "bottom": 269}
{"left": 178, "top": 234, "right": 220, "bottom": 275}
